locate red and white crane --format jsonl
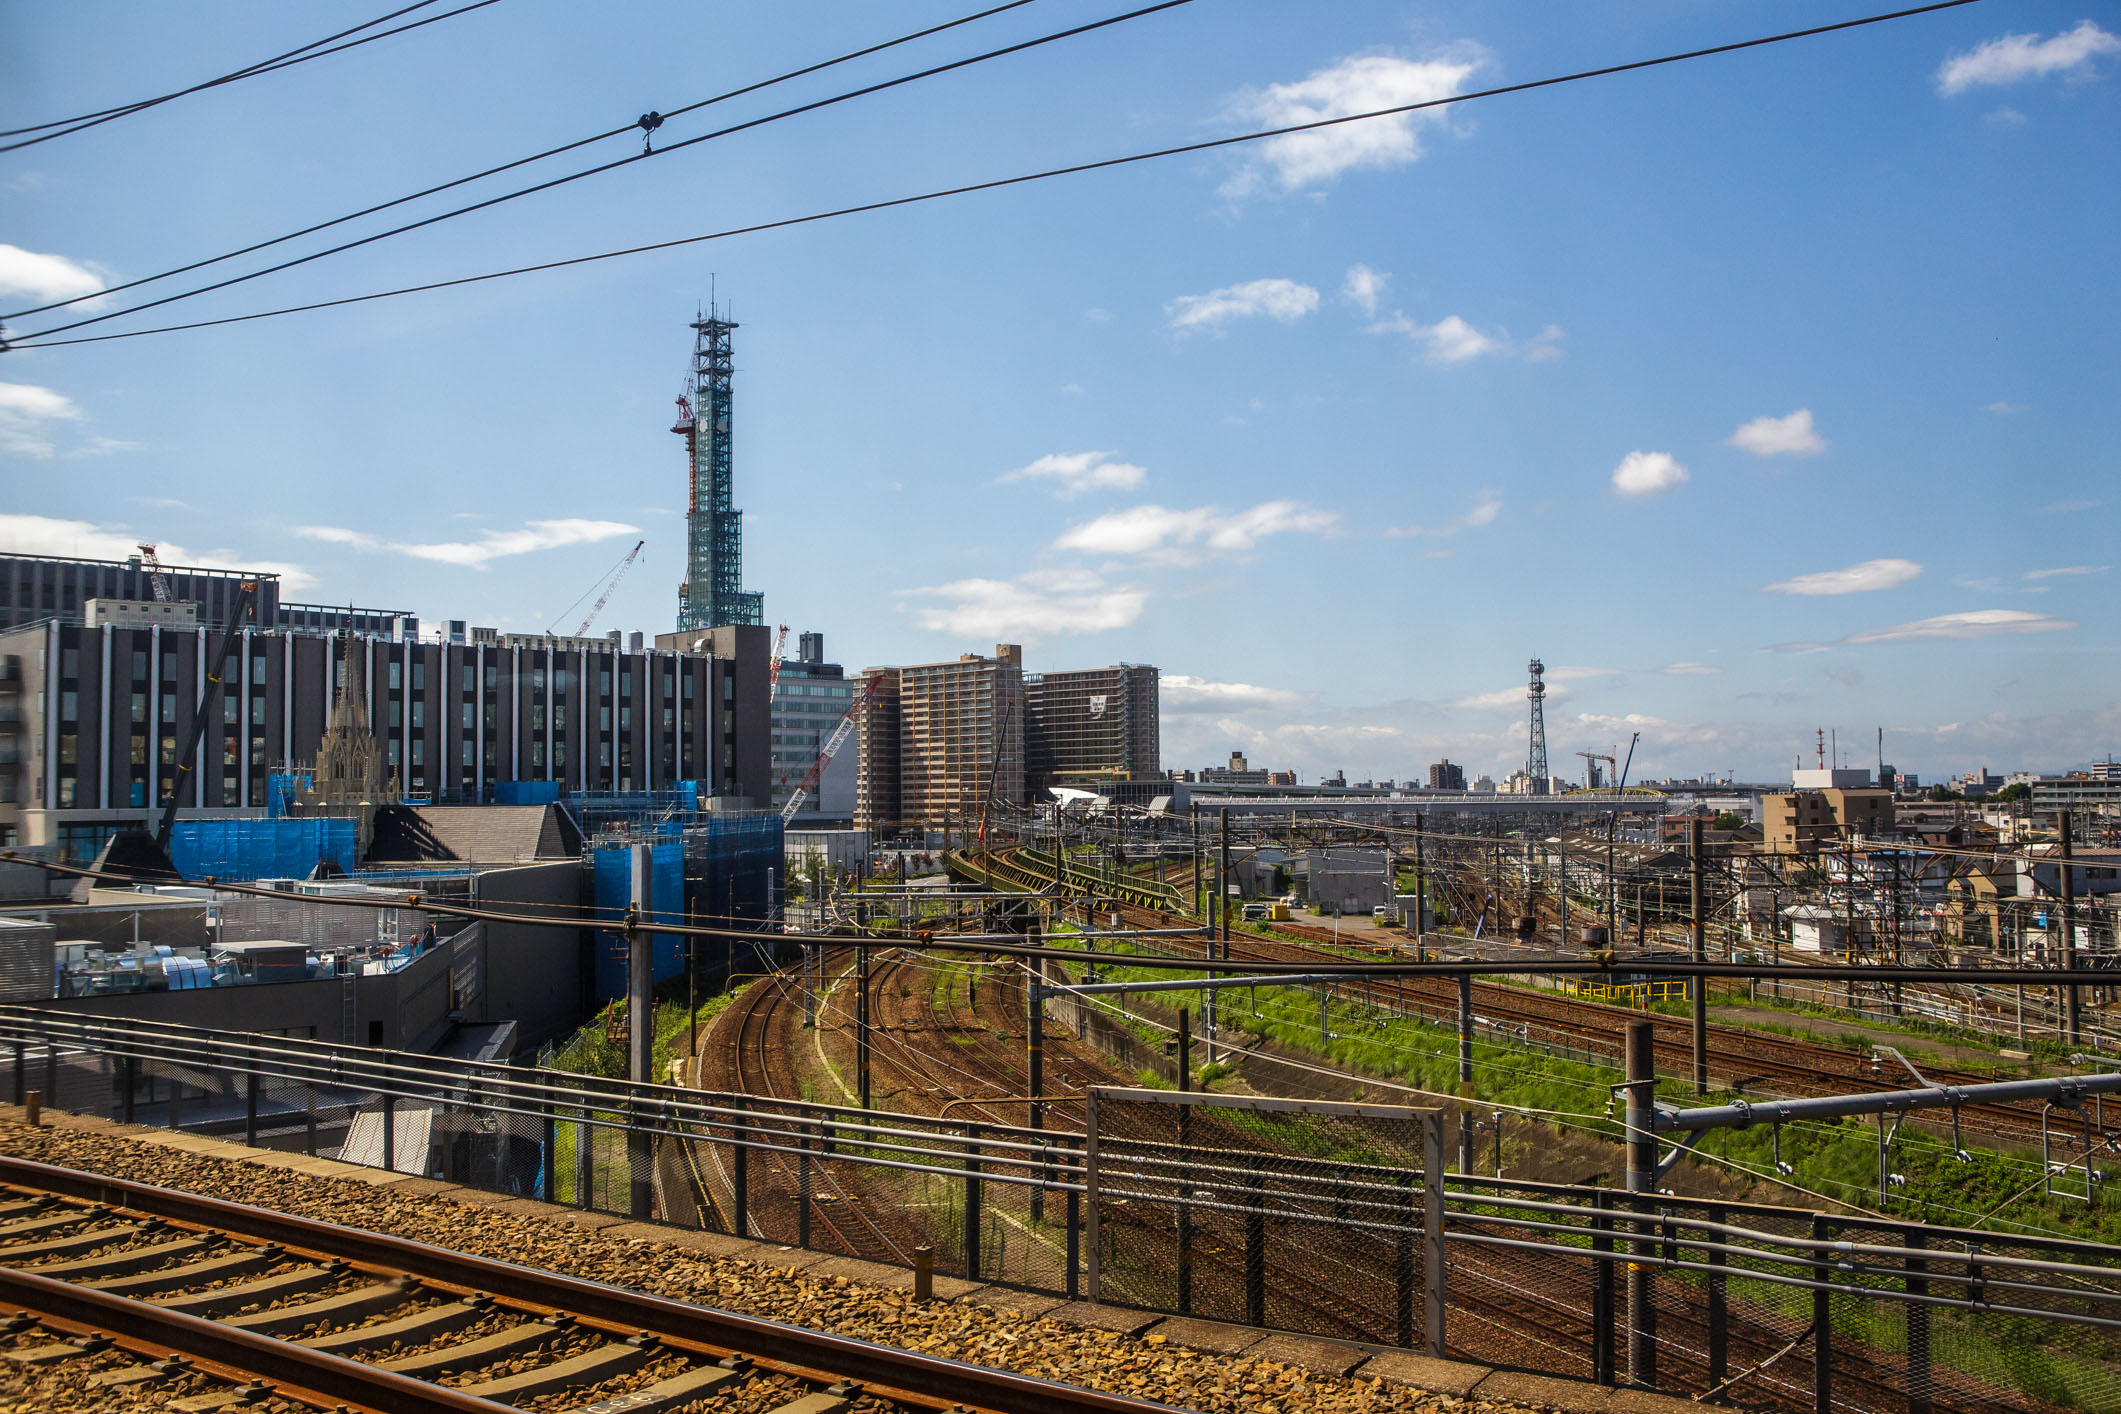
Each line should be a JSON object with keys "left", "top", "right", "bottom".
{"left": 572, "top": 540, "right": 644, "bottom": 637}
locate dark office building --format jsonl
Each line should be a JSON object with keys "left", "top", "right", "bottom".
{"left": 0, "top": 551, "right": 408, "bottom": 636}
{"left": 1428, "top": 759, "right": 1466, "bottom": 791}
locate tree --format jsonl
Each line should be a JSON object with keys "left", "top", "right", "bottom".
{"left": 1993, "top": 782, "right": 2031, "bottom": 804}
{"left": 1926, "top": 784, "right": 1964, "bottom": 802}
{"left": 1712, "top": 811, "right": 1746, "bottom": 832}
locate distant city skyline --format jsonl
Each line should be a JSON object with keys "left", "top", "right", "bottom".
{"left": 3, "top": 2, "right": 2114, "bottom": 786}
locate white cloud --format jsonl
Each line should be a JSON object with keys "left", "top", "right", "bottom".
{"left": 1727, "top": 408, "right": 1826, "bottom": 458}
{"left": 1763, "top": 558, "right": 1922, "bottom": 596}
{"left": 0, "top": 513, "right": 315, "bottom": 589}
{"left": 1162, "top": 675, "right": 1308, "bottom": 712}
{"left": 1986, "top": 400, "right": 2030, "bottom": 414}
{"left": 1385, "top": 491, "right": 1500, "bottom": 539}
{"left": 1935, "top": 21, "right": 2119, "bottom": 95}
{"left": 1455, "top": 682, "right": 1571, "bottom": 713}
{"left": 1522, "top": 324, "right": 1566, "bottom": 362}
{"left": 1610, "top": 451, "right": 1688, "bottom": 498}
{"left": 1986, "top": 106, "right": 2030, "bottom": 127}
{"left": 996, "top": 450, "right": 1146, "bottom": 499}
{"left": 1221, "top": 50, "right": 1485, "bottom": 197}
{"left": 1846, "top": 609, "right": 2077, "bottom": 644}
{"left": 1576, "top": 712, "right": 1668, "bottom": 731}
{"left": 294, "top": 518, "right": 637, "bottom": 569}
{"left": 898, "top": 566, "right": 1145, "bottom": 642}
{"left": 2024, "top": 564, "right": 2109, "bottom": 581}
{"left": 1052, "top": 500, "right": 1339, "bottom": 562}
{"left": 1661, "top": 662, "right": 1723, "bottom": 677}
{"left": 1166, "top": 278, "right": 1319, "bottom": 332}
{"left": 0, "top": 244, "right": 106, "bottom": 307}
{"left": 0, "top": 383, "right": 80, "bottom": 457}
{"left": 1341, "top": 264, "right": 1389, "bottom": 316}
{"left": 1367, "top": 310, "right": 1560, "bottom": 365}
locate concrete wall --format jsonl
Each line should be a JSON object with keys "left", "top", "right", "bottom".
{"left": 468, "top": 860, "right": 588, "bottom": 1052}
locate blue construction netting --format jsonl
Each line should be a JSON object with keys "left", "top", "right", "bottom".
{"left": 587, "top": 813, "right": 784, "bottom": 1004}
{"left": 167, "top": 818, "right": 360, "bottom": 882}
{"left": 590, "top": 837, "right": 685, "bottom": 1004}
{"left": 493, "top": 780, "right": 562, "bottom": 806}
{"left": 264, "top": 770, "right": 311, "bottom": 819}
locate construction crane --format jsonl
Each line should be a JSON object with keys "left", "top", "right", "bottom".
{"left": 136, "top": 543, "right": 173, "bottom": 603}
{"left": 766, "top": 624, "right": 789, "bottom": 695}
{"left": 568, "top": 540, "right": 644, "bottom": 637}
{"left": 1576, "top": 748, "right": 1617, "bottom": 789}
{"left": 780, "top": 675, "right": 880, "bottom": 821}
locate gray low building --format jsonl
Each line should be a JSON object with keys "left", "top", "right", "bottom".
{"left": 1304, "top": 848, "right": 1393, "bottom": 915}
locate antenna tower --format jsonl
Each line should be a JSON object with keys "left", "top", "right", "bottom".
{"left": 1526, "top": 658, "right": 1549, "bottom": 795}
{"left": 673, "top": 299, "right": 763, "bottom": 631}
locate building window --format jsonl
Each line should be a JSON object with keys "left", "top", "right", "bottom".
{"left": 59, "top": 690, "right": 76, "bottom": 722}
{"left": 463, "top": 664, "right": 476, "bottom": 692}
{"left": 251, "top": 657, "right": 266, "bottom": 684}
{"left": 461, "top": 703, "right": 474, "bottom": 730}
{"left": 389, "top": 662, "right": 402, "bottom": 691}
{"left": 251, "top": 696, "right": 265, "bottom": 725}
{"left": 131, "top": 650, "right": 147, "bottom": 680}
{"left": 61, "top": 647, "right": 78, "bottom": 679}
{"left": 162, "top": 696, "right": 176, "bottom": 724}
{"left": 411, "top": 700, "right": 424, "bottom": 728}
{"left": 412, "top": 661, "right": 425, "bottom": 690}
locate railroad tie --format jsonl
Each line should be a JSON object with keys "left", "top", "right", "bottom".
{"left": 5, "top": 1338, "right": 107, "bottom": 1367}
{"left": 375, "top": 1316, "right": 567, "bottom": 1377}
{"left": 0, "top": 1210, "right": 95, "bottom": 1242}
{"left": 297, "top": 1297, "right": 484, "bottom": 1355}
{"left": 224, "top": 1280, "right": 410, "bottom": 1335}
{"left": 19, "top": 1235, "right": 208, "bottom": 1280}
{"left": 0, "top": 1222, "right": 146, "bottom": 1261}
{"left": 766, "top": 1391, "right": 855, "bottom": 1414}
{"left": 87, "top": 1248, "right": 278, "bottom": 1295}
{"left": 456, "top": 1336, "right": 657, "bottom": 1402}
{"left": 562, "top": 1362, "right": 742, "bottom": 1414}
{"left": 150, "top": 1263, "right": 339, "bottom": 1317}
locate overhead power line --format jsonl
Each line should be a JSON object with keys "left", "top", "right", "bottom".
{"left": 4, "top": 0, "right": 1981, "bottom": 352}
{"left": 0, "top": 1, "right": 502, "bottom": 153}
{"left": 5, "top": 0, "right": 1183, "bottom": 340}
{"left": 0, "top": 0, "right": 1045, "bottom": 321}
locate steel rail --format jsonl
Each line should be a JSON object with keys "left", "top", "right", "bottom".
{"left": 0, "top": 1263, "right": 517, "bottom": 1414}
{"left": 0, "top": 1156, "right": 1184, "bottom": 1414}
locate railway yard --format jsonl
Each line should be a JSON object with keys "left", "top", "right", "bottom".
{"left": 3, "top": 826, "right": 2119, "bottom": 1414}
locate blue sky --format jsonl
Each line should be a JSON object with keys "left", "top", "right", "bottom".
{"left": 3, "top": 1, "right": 2115, "bottom": 786}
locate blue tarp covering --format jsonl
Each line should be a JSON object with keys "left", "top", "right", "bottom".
{"left": 167, "top": 818, "right": 359, "bottom": 882}
{"left": 591, "top": 837, "right": 685, "bottom": 1003}
{"left": 493, "top": 780, "right": 562, "bottom": 805}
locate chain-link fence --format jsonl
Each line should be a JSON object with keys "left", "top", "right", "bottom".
{"left": 7, "top": 1006, "right": 2121, "bottom": 1414}
{"left": 1086, "top": 1086, "right": 1444, "bottom": 1350}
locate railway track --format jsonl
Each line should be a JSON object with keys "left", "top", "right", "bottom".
{"left": 0, "top": 1154, "right": 1177, "bottom": 1414}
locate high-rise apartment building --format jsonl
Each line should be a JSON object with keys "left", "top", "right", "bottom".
{"left": 855, "top": 646, "right": 1025, "bottom": 831}
{"left": 1428, "top": 759, "right": 1466, "bottom": 791}
{"left": 1023, "top": 663, "right": 1158, "bottom": 794}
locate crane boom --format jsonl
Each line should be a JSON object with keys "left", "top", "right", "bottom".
{"left": 766, "top": 624, "right": 789, "bottom": 694}
{"left": 137, "top": 543, "right": 173, "bottom": 603}
{"left": 779, "top": 674, "right": 880, "bottom": 821}
{"left": 573, "top": 540, "right": 644, "bottom": 637}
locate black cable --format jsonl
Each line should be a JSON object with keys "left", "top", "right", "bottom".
{"left": 10, "top": 0, "right": 1187, "bottom": 342}
{"left": 1, "top": 0, "right": 1043, "bottom": 321}
{"left": 6, "top": 0, "right": 1981, "bottom": 352}
{"left": 0, "top": 2, "right": 503, "bottom": 154}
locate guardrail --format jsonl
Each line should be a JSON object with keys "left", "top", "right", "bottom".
{"left": 2, "top": 1004, "right": 2118, "bottom": 1412}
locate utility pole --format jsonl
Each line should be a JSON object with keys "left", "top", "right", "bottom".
{"left": 1625, "top": 1020, "right": 1657, "bottom": 1390}
{"left": 1413, "top": 812, "right": 1427, "bottom": 941}
{"left": 627, "top": 843, "right": 655, "bottom": 1220}
{"left": 1689, "top": 817, "right": 1707, "bottom": 1095}
{"left": 855, "top": 945, "right": 872, "bottom": 1109}
{"left": 2062, "top": 811, "right": 2080, "bottom": 1045}
{"left": 1218, "top": 810, "right": 1232, "bottom": 957}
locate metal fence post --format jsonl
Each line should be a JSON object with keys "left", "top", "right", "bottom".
{"left": 1245, "top": 1155, "right": 1267, "bottom": 1329}
{"left": 167, "top": 1070, "right": 181, "bottom": 1131}
{"left": 47, "top": 1045, "right": 61, "bottom": 1119}
{"left": 1395, "top": 1171, "right": 1415, "bottom": 1349}
{"left": 1625, "top": 1021, "right": 1658, "bottom": 1390}
{"left": 1706, "top": 1202, "right": 1727, "bottom": 1401}
{"left": 798, "top": 1105, "right": 813, "bottom": 1250}
{"left": 731, "top": 1105, "right": 750, "bottom": 1239}
{"left": 1085, "top": 1091, "right": 1102, "bottom": 1304}
{"left": 1812, "top": 1213, "right": 1833, "bottom": 1414}
{"left": 11, "top": 1041, "right": 21, "bottom": 1105}
{"left": 575, "top": 1105, "right": 593, "bottom": 1210}
{"left": 1906, "top": 1228, "right": 1931, "bottom": 1414}
{"left": 1066, "top": 1187, "right": 1080, "bottom": 1301}
{"left": 381, "top": 1094, "right": 397, "bottom": 1174}
{"left": 1424, "top": 1110, "right": 1446, "bottom": 1357}
{"left": 1591, "top": 1196, "right": 1616, "bottom": 1385}
{"left": 122, "top": 1055, "right": 137, "bottom": 1125}
{"left": 964, "top": 1121, "right": 983, "bottom": 1281}
{"left": 540, "top": 1094, "right": 557, "bottom": 1203}
{"left": 304, "top": 1084, "right": 317, "bottom": 1156}
{"left": 244, "top": 1070, "right": 259, "bottom": 1148}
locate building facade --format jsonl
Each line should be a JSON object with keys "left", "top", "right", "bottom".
{"left": 0, "top": 619, "right": 769, "bottom": 857}
{"left": 770, "top": 632, "right": 857, "bottom": 823}
{"left": 1761, "top": 787, "right": 1896, "bottom": 853}
{"left": 0, "top": 551, "right": 408, "bottom": 637}
{"left": 1023, "top": 663, "right": 1158, "bottom": 794}
{"left": 1428, "top": 759, "right": 1467, "bottom": 791}
{"left": 855, "top": 646, "right": 1025, "bottom": 831}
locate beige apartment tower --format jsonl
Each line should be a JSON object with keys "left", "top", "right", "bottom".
{"left": 855, "top": 646, "right": 1025, "bottom": 831}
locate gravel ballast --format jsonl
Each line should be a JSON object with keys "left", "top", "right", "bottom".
{"left": 0, "top": 1116, "right": 1590, "bottom": 1414}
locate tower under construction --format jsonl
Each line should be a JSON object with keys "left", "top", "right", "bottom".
{"left": 1526, "top": 657, "right": 1549, "bottom": 795}
{"left": 672, "top": 304, "right": 764, "bottom": 631}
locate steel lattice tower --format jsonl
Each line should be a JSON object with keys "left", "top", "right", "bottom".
{"left": 1526, "top": 658, "right": 1549, "bottom": 795}
{"left": 673, "top": 304, "right": 763, "bottom": 631}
